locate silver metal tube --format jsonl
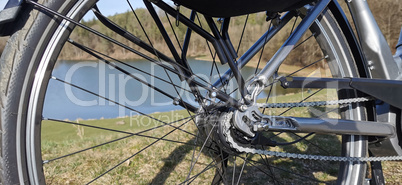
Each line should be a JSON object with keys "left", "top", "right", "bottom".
{"left": 255, "top": 0, "right": 331, "bottom": 84}
{"left": 267, "top": 117, "right": 395, "bottom": 137}
{"left": 212, "top": 11, "right": 296, "bottom": 89}
{"left": 396, "top": 29, "right": 402, "bottom": 57}
{"left": 346, "top": 0, "right": 399, "bottom": 79}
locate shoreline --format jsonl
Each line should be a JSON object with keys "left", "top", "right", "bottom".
{"left": 58, "top": 55, "right": 326, "bottom": 77}
{"left": 194, "top": 55, "right": 266, "bottom": 69}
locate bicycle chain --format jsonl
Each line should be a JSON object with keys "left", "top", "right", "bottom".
{"left": 223, "top": 97, "right": 402, "bottom": 162}
{"left": 256, "top": 97, "right": 375, "bottom": 108}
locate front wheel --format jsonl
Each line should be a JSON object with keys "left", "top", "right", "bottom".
{"left": 1, "top": 0, "right": 373, "bottom": 184}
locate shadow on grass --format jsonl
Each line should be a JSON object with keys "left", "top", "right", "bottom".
{"left": 149, "top": 139, "right": 196, "bottom": 184}
{"left": 230, "top": 133, "right": 339, "bottom": 184}
{"left": 148, "top": 130, "right": 341, "bottom": 184}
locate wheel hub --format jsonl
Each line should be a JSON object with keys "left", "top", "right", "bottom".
{"left": 196, "top": 107, "right": 276, "bottom": 155}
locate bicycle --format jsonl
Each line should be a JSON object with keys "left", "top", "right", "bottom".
{"left": 0, "top": 0, "right": 401, "bottom": 184}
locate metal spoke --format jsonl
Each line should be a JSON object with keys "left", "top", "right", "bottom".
{"left": 86, "top": 114, "right": 193, "bottom": 184}
{"left": 262, "top": 84, "right": 274, "bottom": 114}
{"left": 165, "top": 12, "right": 183, "bottom": 49}
{"left": 255, "top": 21, "right": 273, "bottom": 74}
{"left": 29, "top": 0, "right": 220, "bottom": 93}
{"left": 270, "top": 87, "right": 333, "bottom": 154}
{"left": 279, "top": 88, "right": 323, "bottom": 116}
{"left": 45, "top": 117, "right": 197, "bottom": 145}
{"left": 204, "top": 149, "right": 229, "bottom": 184}
{"left": 67, "top": 39, "right": 197, "bottom": 112}
{"left": 186, "top": 132, "right": 200, "bottom": 181}
{"left": 294, "top": 32, "right": 316, "bottom": 49}
{"left": 164, "top": 67, "right": 203, "bottom": 139}
{"left": 259, "top": 86, "right": 333, "bottom": 154}
{"left": 182, "top": 154, "right": 231, "bottom": 184}
{"left": 125, "top": 1, "right": 205, "bottom": 130}
{"left": 236, "top": 154, "right": 248, "bottom": 185}
{"left": 187, "top": 121, "right": 218, "bottom": 179}
{"left": 182, "top": 161, "right": 216, "bottom": 184}
{"left": 258, "top": 147, "right": 280, "bottom": 185}
{"left": 67, "top": 39, "right": 193, "bottom": 94}
{"left": 243, "top": 155, "right": 281, "bottom": 184}
{"left": 32, "top": 0, "right": 362, "bottom": 183}
{"left": 286, "top": 56, "right": 327, "bottom": 77}
{"left": 246, "top": 157, "right": 327, "bottom": 183}
{"left": 289, "top": 15, "right": 299, "bottom": 36}
{"left": 236, "top": 14, "right": 249, "bottom": 53}
{"left": 232, "top": 156, "right": 236, "bottom": 185}
{"left": 274, "top": 133, "right": 315, "bottom": 146}
{"left": 127, "top": 0, "right": 153, "bottom": 47}
{"left": 51, "top": 77, "right": 196, "bottom": 137}
{"left": 195, "top": 13, "right": 228, "bottom": 94}
{"left": 43, "top": 116, "right": 195, "bottom": 164}
{"left": 232, "top": 154, "right": 327, "bottom": 184}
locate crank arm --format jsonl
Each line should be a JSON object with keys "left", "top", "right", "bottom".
{"left": 257, "top": 116, "right": 395, "bottom": 137}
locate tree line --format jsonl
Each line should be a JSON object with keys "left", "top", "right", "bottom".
{"left": 0, "top": 0, "right": 399, "bottom": 68}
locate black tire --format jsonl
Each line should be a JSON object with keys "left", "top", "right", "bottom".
{"left": 0, "top": 0, "right": 370, "bottom": 184}
{"left": 0, "top": 1, "right": 94, "bottom": 184}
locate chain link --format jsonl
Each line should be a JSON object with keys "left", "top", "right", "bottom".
{"left": 256, "top": 97, "right": 375, "bottom": 109}
{"left": 223, "top": 97, "right": 402, "bottom": 162}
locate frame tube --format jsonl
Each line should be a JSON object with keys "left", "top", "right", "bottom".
{"left": 346, "top": 0, "right": 399, "bottom": 80}
{"left": 256, "top": 0, "right": 331, "bottom": 84}
{"left": 212, "top": 11, "right": 297, "bottom": 89}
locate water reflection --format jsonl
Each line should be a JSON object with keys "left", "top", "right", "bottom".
{"left": 43, "top": 59, "right": 268, "bottom": 120}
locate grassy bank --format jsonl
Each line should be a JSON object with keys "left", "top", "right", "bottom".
{"left": 40, "top": 88, "right": 402, "bottom": 183}
{"left": 41, "top": 90, "right": 345, "bottom": 184}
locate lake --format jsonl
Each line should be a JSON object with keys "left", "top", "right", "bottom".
{"left": 43, "top": 59, "right": 267, "bottom": 120}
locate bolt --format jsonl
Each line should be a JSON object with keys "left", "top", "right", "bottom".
{"left": 240, "top": 105, "right": 248, "bottom": 111}
{"left": 211, "top": 91, "right": 217, "bottom": 98}
{"left": 245, "top": 94, "right": 252, "bottom": 101}
{"left": 253, "top": 125, "right": 258, "bottom": 132}
{"left": 173, "top": 98, "right": 180, "bottom": 105}
{"left": 368, "top": 60, "right": 375, "bottom": 70}
{"left": 262, "top": 124, "right": 269, "bottom": 131}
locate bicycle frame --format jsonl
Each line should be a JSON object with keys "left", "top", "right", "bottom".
{"left": 255, "top": 0, "right": 400, "bottom": 83}
{"left": 348, "top": 0, "right": 400, "bottom": 80}
{"left": 149, "top": 0, "right": 402, "bottom": 156}
{"left": 147, "top": 0, "right": 402, "bottom": 108}
{"left": 155, "top": 0, "right": 402, "bottom": 127}
{"left": 210, "top": 0, "right": 402, "bottom": 100}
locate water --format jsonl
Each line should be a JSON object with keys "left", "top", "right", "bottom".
{"left": 43, "top": 59, "right": 265, "bottom": 120}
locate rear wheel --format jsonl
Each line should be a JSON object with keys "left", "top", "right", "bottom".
{"left": 0, "top": 0, "right": 371, "bottom": 184}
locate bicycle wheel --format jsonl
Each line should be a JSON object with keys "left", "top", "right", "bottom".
{"left": 0, "top": 0, "right": 371, "bottom": 184}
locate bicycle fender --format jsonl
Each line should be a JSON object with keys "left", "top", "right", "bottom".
{"left": 0, "top": 0, "right": 23, "bottom": 36}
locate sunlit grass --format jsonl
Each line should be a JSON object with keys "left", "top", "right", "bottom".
{"left": 41, "top": 90, "right": 344, "bottom": 184}
{"left": 41, "top": 89, "right": 401, "bottom": 184}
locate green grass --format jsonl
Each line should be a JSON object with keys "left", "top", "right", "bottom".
{"left": 41, "top": 109, "right": 213, "bottom": 184}
{"left": 40, "top": 89, "right": 401, "bottom": 184}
